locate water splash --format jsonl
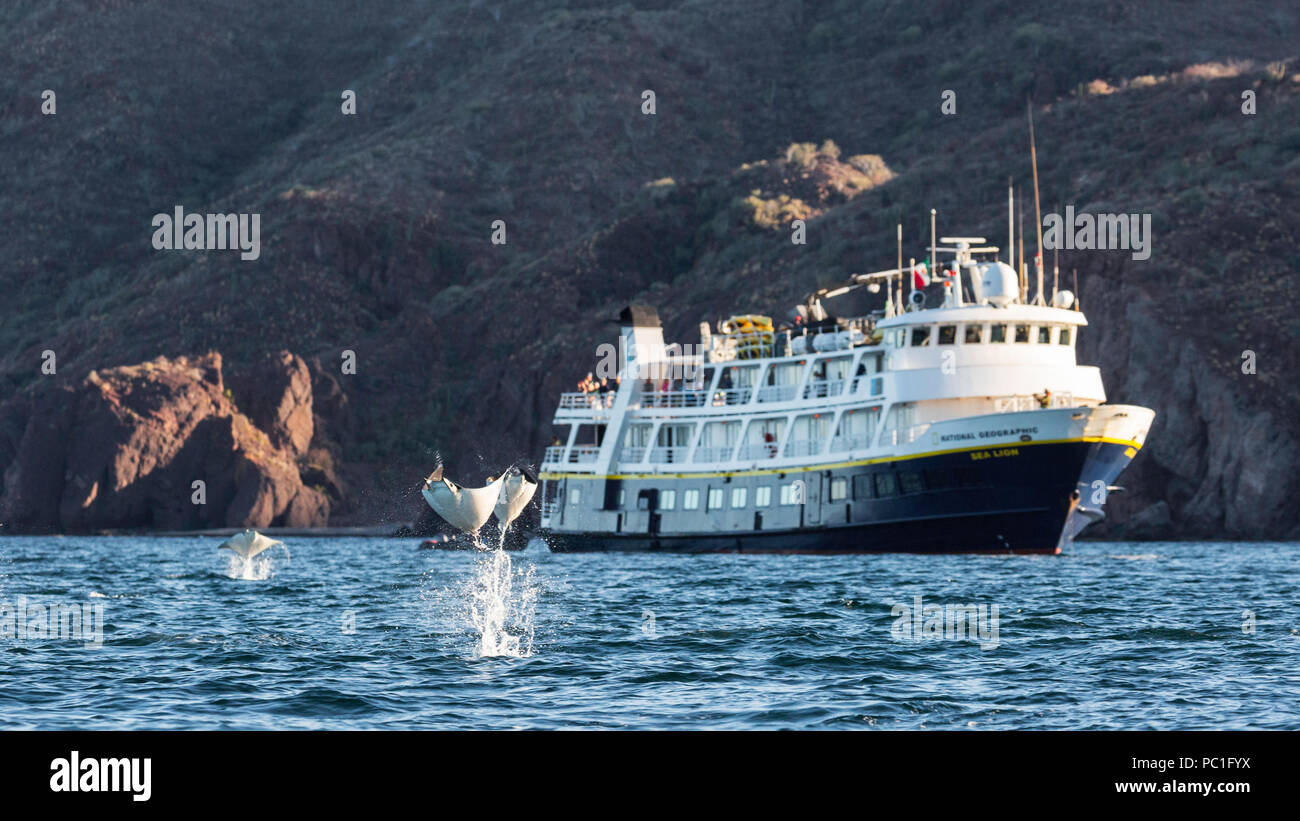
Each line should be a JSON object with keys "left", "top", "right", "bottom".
{"left": 468, "top": 542, "right": 537, "bottom": 658}
{"left": 221, "top": 547, "right": 289, "bottom": 581}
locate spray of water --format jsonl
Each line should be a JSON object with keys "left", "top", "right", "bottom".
{"left": 461, "top": 526, "right": 537, "bottom": 658}
{"left": 221, "top": 547, "right": 289, "bottom": 581}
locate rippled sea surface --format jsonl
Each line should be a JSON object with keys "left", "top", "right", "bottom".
{"left": 0, "top": 536, "right": 1296, "bottom": 730}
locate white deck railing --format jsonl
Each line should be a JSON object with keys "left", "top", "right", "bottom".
{"left": 546, "top": 445, "right": 600, "bottom": 464}
{"left": 559, "top": 391, "right": 615, "bottom": 410}
{"left": 993, "top": 392, "right": 1075, "bottom": 413}
{"left": 648, "top": 446, "right": 690, "bottom": 464}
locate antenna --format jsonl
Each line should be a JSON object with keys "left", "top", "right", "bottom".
{"left": 1072, "top": 268, "right": 1080, "bottom": 312}
{"left": 896, "top": 223, "right": 902, "bottom": 309}
{"left": 1052, "top": 235, "right": 1060, "bottom": 304}
{"left": 1017, "top": 189, "right": 1026, "bottom": 303}
{"left": 1007, "top": 180, "right": 1015, "bottom": 272}
{"left": 930, "top": 209, "right": 937, "bottom": 287}
{"left": 1029, "top": 99, "right": 1045, "bottom": 306}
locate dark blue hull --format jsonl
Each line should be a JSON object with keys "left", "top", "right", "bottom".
{"left": 543, "top": 440, "right": 1139, "bottom": 554}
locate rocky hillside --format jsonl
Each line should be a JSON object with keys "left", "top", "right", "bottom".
{"left": 1, "top": 0, "right": 1298, "bottom": 537}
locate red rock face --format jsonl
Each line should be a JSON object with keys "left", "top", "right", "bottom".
{"left": 0, "top": 352, "right": 328, "bottom": 532}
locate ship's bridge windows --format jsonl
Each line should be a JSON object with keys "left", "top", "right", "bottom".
{"left": 830, "top": 406, "right": 880, "bottom": 452}
{"left": 739, "top": 417, "right": 785, "bottom": 460}
{"left": 1058, "top": 327, "right": 1072, "bottom": 345}
{"left": 1037, "top": 326, "right": 1051, "bottom": 344}
{"left": 938, "top": 325, "right": 957, "bottom": 345}
{"left": 910, "top": 326, "right": 931, "bottom": 347}
{"left": 786, "top": 413, "right": 831, "bottom": 457}
{"left": 695, "top": 420, "right": 740, "bottom": 463}
{"left": 964, "top": 323, "right": 983, "bottom": 344}
{"left": 889, "top": 329, "right": 906, "bottom": 348}
{"left": 682, "top": 489, "right": 700, "bottom": 510}
{"left": 731, "top": 487, "right": 747, "bottom": 508}
{"left": 990, "top": 323, "right": 1007, "bottom": 343}
{"left": 755, "top": 486, "right": 772, "bottom": 507}
{"left": 1014, "top": 324, "right": 1030, "bottom": 343}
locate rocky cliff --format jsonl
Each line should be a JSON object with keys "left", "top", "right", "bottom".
{"left": 0, "top": 1, "right": 1297, "bottom": 537}
{"left": 0, "top": 353, "right": 329, "bottom": 532}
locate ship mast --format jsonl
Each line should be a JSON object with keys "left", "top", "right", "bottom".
{"left": 1029, "top": 100, "right": 1046, "bottom": 306}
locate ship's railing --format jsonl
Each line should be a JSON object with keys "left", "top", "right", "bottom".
{"left": 648, "top": 446, "right": 689, "bottom": 464}
{"left": 547, "top": 445, "right": 600, "bottom": 464}
{"left": 851, "top": 376, "right": 885, "bottom": 397}
{"left": 737, "top": 443, "right": 780, "bottom": 460}
{"left": 633, "top": 388, "right": 710, "bottom": 409}
{"left": 631, "top": 387, "right": 753, "bottom": 408}
{"left": 541, "top": 500, "right": 559, "bottom": 519}
{"left": 994, "top": 392, "right": 1075, "bottom": 413}
{"left": 620, "top": 446, "right": 646, "bottom": 462}
{"left": 559, "top": 391, "right": 615, "bottom": 411}
{"left": 802, "top": 379, "right": 848, "bottom": 400}
{"left": 784, "top": 439, "right": 824, "bottom": 457}
{"left": 757, "top": 384, "right": 799, "bottom": 403}
{"left": 879, "top": 423, "right": 931, "bottom": 447}
{"left": 691, "top": 445, "right": 735, "bottom": 463}
{"left": 828, "top": 434, "right": 872, "bottom": 452}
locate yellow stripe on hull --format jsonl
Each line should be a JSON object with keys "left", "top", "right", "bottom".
{"left": 539, "top": 436, "right": 1144, "bottom": 481}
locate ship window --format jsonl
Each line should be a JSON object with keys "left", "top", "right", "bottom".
{"left": 755, "top": 486, "right": 772, "bottom": 507}
{"left": 937, "top": 325, "right": 956, "bottom": 345}
{"left": 1058, "top": 327, "right": 1071, "bottom": 345}
{"left": 618, "top": 489, "right": 626, "bottom": 508}
{"left": 1014, "top": 324, "right": 1030, "bottom": 343}
{"left": 707, "top": 487, "right": 724, "bottom": 511}
{"left": 853, "top": 474, "right": 873, "bottom": 500}
{"left": 874, "top": 473, "right": 898, "bottom": 497}
{"left": 990, "top": 323, "right": 1007, "bottom": 343}
{"left": 899, "top": 472, "right": 924, "bottom": 495}
{"left": 568, "top": 488, "right": 582, "bottom": 506}
{"left": 1037, "top": 326, "right": 1051, "bottom": 344}
{"left": 780, "top": 483, "right": 802, "bottom": 505}
{"left": 964, "top": 324, "right": 983, "bottom": 344}
{"left": 731, "top": 487, "right": 747, "bottom": 508}
{"left": 893, "top": 329, "right": 906, "bottom": 348}
{"left": 660, "top": 489, "right": 676, "bottom": 510}
{"left": 830, "top": 477, "right": 848, "bottom": 501}
{"left": 910, "top": 327, "right": 931, "bottom": 347}
{"left": 683, "top": 489, "right": 700, "bottom": 510}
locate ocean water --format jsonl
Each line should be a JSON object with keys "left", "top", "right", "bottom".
{"left": 0, "top": 536, "right": 1296, "bottom": 730}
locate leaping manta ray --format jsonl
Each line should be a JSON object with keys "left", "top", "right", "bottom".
{"left": 421, "top": 465, "right": 505, "bottom": 534}
{"left": 421, "top": 463, "right": 538, "bottom": 534}
{"left": 217, "top": 529, "right": 284, "bottom": 560}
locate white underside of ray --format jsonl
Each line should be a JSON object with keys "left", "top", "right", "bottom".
{"left": 494, "top": 472, "right": 537, "bottom": 528}
{"left": 218, "top": 530, "right": 284, "bottom": 559}
{"left": 422, "top": 474, "right": 506, "bottom": 533}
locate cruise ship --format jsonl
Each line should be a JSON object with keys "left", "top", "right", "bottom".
{"left": 537, "top": 225, "right": 1154, "bottom": 554}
